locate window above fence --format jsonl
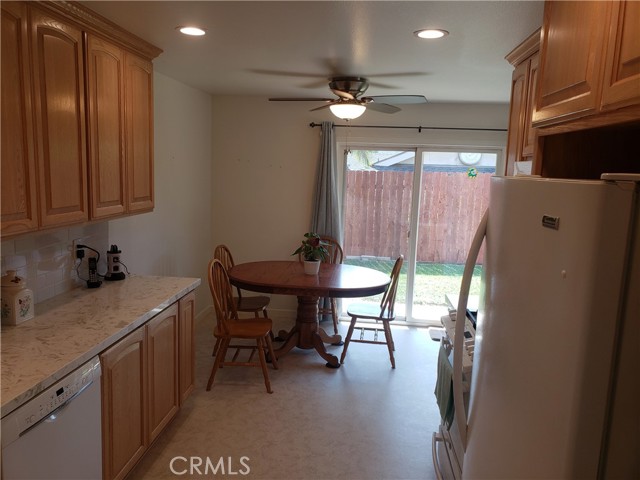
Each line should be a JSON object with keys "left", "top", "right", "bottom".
{"left": 347, "top": 149, "right": 497, "bottom": 174}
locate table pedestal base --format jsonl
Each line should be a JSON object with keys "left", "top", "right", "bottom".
{"left": 274, "top": 295, "right": 342, "bottom": 368}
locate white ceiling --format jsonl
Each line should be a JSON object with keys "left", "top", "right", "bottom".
{"left": 81, "top": 1, "right": 544, "bottom": 104}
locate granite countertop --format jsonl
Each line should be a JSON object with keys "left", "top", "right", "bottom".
{"left": 0, "top": 275, "right": 200, "bottom": 418}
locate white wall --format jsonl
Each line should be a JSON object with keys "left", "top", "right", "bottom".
{"left": 210, "top": 97, "right": 508, "bottom": 314}
{"left": 110, "top": 72, "right": 213, "bottom": 314}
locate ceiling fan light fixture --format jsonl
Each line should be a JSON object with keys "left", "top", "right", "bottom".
{"left": 329, "top": 103, "right": 366, "bottom": 120}
{"left": 177, "top": 26, "right": 206, "bottom": 36}
{"left": 414, "top": 29, "right": 449, "bottom": 39}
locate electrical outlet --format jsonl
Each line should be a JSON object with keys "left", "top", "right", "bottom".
{"left": 72, "top": 239, "right": 84, "bottom": 259}
{"left": 72, "top": 238, "right": 82, "bottom": 251}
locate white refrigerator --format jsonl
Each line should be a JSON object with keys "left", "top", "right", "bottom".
{"left": 451, "top": 174, "right": 639, "bottom": 479}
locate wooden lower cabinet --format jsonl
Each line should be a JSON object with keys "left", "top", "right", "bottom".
{"left": 147, "top": 303, "right": 179, "bottom": 443}
{"left": 179, "top": 292, "right": 196, "bottom": 404}
{"left": 101, "top": 296, "right": 195, "bottom": 480}
{"left": 101, "top": 327, "right": 148, "bottom": 480}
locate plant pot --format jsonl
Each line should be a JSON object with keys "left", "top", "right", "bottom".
{"left": 303, "top": 260, "right": 320, "bottom": 275}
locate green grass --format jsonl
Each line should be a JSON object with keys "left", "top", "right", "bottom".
{"left": 345, "top": 257, "right": 483, "bottom": 306}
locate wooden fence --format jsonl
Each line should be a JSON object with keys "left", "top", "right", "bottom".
{"left": 344, "top": 170, "right": 490, "bottom": 264}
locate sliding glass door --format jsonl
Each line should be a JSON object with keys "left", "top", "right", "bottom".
{"left": 341, "top": 147, "right": 496, "bottom": 324}
{"left": 408, "top": 150, "right": 494, "bottom": 322}
{"left": 342, "top": 149, "right": 413, "bottom": 318}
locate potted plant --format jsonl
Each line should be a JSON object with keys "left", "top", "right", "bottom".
{"left": 292, "top": 232, "right": 329, "bottom": 275}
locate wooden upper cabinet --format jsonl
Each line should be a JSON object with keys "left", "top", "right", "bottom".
{"left": 601, "top": 0, "right": 640, "bottom": 110}
{"left": 521, "top": 53, "right": 539, "bottom": 158}
{"left": 125, "top": 54, "right": 154, "bottom": 213}
{"left": 533, "top": 0, "right": 639, "bottom": 130}
{"left": 1, "top": 2, "right": 38, "bottom": 235}
{"left": 505, "top": 61, "right": 529, "bottom": 176}
{"left": 1, "top": 1, "right": 161, "bottom": 238}
{"left": 533, "top": 1, "right": 609, "bottom": 126}
{"left": 504, "top": 29, "right": 540, "bottom": 176}
{"left": 30, "top": 7, "right": 89, "bottom": 228}
{"left": 87, "top": 37, "right": 156, "bottom": 218}
{"left": 86, "top": 34, "right": 126, "bottom": 219}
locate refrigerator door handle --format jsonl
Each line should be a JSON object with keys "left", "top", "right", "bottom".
{"left": 453, "top": 208, "right": 488, "bottom": 450}
{"left": 431, "top": 432, "right": 445, "bottom": 480}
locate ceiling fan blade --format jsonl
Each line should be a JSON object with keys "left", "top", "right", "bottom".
{"left": 269, "top": 97, "right": 334, "bottom": 102}
{"left": 366, "top": 95, "right": 428, "bottom": 105}
{"left": 309, "top": 103, "right": 334, "bottom": 112}
{"left": 330, "top": 89, "right": 355, "bottom": 100}
{"left": 365, "top": 102, "right": 401, "bottom": 114}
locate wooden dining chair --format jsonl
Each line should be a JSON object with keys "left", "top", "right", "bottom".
{"left": 297, "top": 236, "right": 344, "bottom": 334}
{"left": 214, "top": 244, "right": 270, "bottom": 318}
{"left": 340, "top": 255, "right": 404, "bottom": 369}
{"left": 206, "top": 259, "right": 278, "bottom": 393}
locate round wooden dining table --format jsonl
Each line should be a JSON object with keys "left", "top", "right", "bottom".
{"left": 228, "top": 261, "right": 390, "bottom": 368}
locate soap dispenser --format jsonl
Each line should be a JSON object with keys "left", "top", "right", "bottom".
{"left": 1, "top": 270, "right": 35, "bottom": 325}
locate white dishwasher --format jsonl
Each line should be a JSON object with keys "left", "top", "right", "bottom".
{"left": 1, "top": 356, "right": 103, "bottom": 480}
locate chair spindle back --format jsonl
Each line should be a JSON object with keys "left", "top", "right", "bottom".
{"left": 379, "top": 255, "right": 404, "bottom": 319}
{"left": 214, "top": 244, "right": 243, "bottom": 299}
{"left": 208, "top": 259, "right": 239, "bottom": 335}
{"left": 321, "top": 236, "right": 344, "bottom": 265}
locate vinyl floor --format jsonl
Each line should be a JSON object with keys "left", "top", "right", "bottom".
{"left": 129, "top": 311, "right": 442, "bottom": 479}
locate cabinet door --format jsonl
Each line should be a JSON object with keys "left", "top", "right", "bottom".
{"left": 1, "top": 2, "right": 37, "bottom": 236}
{"left": 30, "top": 7, "right": 88, "bottom": 227}
{"left": 601, "top": 0, "right": 640, "bottom": 110}
{"left": 504, "top": 60, "right": 529, "bottom": 176}
{"left": 125, "top": 53, "right": 154, "bottom": 213}
{"left": 533, "top": 1, "right": 610, "bottom": 126}
{"left": 521, "top": 53, "right": 539, "bottom": 158}
{"left": 179, "top": 292, "right": 196, "bottom": 404}
{"left": 147, "top": 303, "right": 179, "bottom": 443}
{"left": 101, "top": 327, "right": 148, "bottom": 480}
{"left": 86, "top": 34, "right": 126, "bottom": 219}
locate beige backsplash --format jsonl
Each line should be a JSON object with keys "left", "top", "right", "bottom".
{"left": 1, "top": 223, "right": 109, "bottom": 304}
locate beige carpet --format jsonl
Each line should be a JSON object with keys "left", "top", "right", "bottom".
{"left": 129, "top": 312, "right": 442, "bottom": 479}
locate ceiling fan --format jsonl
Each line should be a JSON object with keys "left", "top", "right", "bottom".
{"left": 269, "top": 76, "right": 427, "bottom": 120}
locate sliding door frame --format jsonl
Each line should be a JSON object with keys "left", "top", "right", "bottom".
{"left": 338, "top": 141, "right": 504, "bottom": 325}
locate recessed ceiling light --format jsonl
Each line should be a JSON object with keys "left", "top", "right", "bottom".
{"left": 414, "top": 29, "right": 449, "bottom": 39}
{"left": 177, "top": 26, "right": 206, "bottom": 36}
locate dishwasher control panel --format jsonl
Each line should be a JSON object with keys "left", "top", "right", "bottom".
{"left": 1, "top": 356, "right": 101, "bottom": 446}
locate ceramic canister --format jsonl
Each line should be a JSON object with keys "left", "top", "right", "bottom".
{"left": 1, "top": 270, "right": 35, "bottom": 325}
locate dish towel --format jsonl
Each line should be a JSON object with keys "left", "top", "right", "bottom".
{"left": 434, "top": 342, "right": 455, "bottom": 428}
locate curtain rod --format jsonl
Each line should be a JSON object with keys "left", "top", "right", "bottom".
{"left": 309, "top": 122, "right": 506, "bottom": 132}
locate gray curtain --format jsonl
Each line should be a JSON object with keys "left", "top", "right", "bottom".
{"left": 311, "top": 121, "right": 343, "bottom": 324}
{"left": 311, "top": 121, "right": 342, "bottom": 242}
